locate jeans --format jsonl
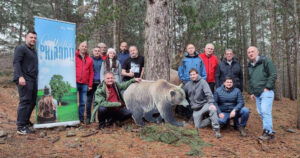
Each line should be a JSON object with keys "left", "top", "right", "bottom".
{"left": 17, "top": 80, "right": 37, "bottom": 127}
{"left": 255, "top": 90, "right": 274, "bottom": 133}
{"left": 218, "top": 107, "right": 250, "bottom": 127}
{"left": 97, "top": 106, "right": 131, "bottom": 125}
{"left": 77, "top": 83, "right": 88, "bottom": 122}
{"left": 86, "top": 82, "right": 100, "bottom": 120}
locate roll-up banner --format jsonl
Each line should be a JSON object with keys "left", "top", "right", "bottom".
{"left": 34, "top": 16, "right": 79, "bottom": 128}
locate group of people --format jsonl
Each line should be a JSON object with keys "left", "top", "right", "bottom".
{"left": 178, "top": 43, "right": 276, "bottom": 140}
{"left": 75, "top": 41, "right": 144, "bottom": 125}
{"left": 13, "top": 31, "right": 277, "bottom": 141}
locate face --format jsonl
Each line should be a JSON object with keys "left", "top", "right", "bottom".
{"left": 120, "top": 42, "right": 128, "bottom": 51}
{"left": 189, "top": 71, "right": 198, "bottom": 81}
{"left": 107, "top": 50, "right": 116, "bottom": 59}
{"left": 92, "top": 47, "right": 101, "bottom": 57}
{"left": 247, "top": 46, "right": 259, "bottom": 61}
{"left": 204, "top": 44, "right": 214, "bottom": 56}
{"left": 25, "top": 33, "right": 37, "bottom": 47}
{"left": 225, "top": 50, "right": 234, "bottom": 61}
{"left": 224, "top": 79, "right": 233, "bottom": 89}
{"left": 98, "top": 43, "right": 107, "bottom": 54}
{"left": 104, "top": 73, "right": 115, "bottom": 85}
{"left": 129, "top": 46, "right": 138, "bottom": 58}
{"left": 79, "top": 42, "right": 88, "bottom": 54}
{"left": 186, "top": 44, "right": 196, "bottom": 55}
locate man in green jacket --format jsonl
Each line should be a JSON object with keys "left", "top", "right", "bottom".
{"left": 91, "top": 71, "right": 141, "bottom": 129}
{"left": 247, "top": 46, "right": 277, "bottom": 140}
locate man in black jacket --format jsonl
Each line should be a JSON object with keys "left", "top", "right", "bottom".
{"left": 13, "top": 31, "right": 38, "bottom": 135}
{"left": 215, "top": 49, "right": 243, "bottom": 91}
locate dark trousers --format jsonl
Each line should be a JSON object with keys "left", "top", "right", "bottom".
{"left": 208, "top": 82, "right": 215, "bottom": 93}
{"left": 97, "top": 106, "right": 131, "bottom": 125}
{"left": 86, "top": 82, "right": 100, "bottom": 120}
{"left": 17, "top": 80, "right": 37, "bottom": 128}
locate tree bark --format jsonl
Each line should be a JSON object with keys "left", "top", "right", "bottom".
{"left": 293, "top": 0, "right": 300, "bottom": 129}
{"left": 267, "top": 0, "right": 282, "bottom": 100}
{"left": 112, "top": 0, "right": 118, "bottom": 50}
{"left": 249, "top": 0, "right": 257, "bottom": 46}
{"left": 144, "top": 0, "right": 171, "bottom": 80}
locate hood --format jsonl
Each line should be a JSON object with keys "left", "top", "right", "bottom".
{"left": 248, "top": 56, "right": 266, "bottom": 67}
{"left": 184, "top": 51, "right": 200, "bottom": 58}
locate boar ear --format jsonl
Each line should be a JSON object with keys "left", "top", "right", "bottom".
{"left": 170, "top": 90, "right": 176, "bottom": 97}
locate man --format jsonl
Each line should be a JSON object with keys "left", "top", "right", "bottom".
{"left": 215, "top": 49, "right": 243, "bottom": 91}
{"left": 199, "top": 43, "right": 219, "bottom": 93}
{"left": 97, "top": 42, "right": 107, "bottom": 60}
{"left": 76, "top": 41, "right": 94, "bottom": 124}
{"left": 91, "top": 72, "right": 141, "bottom": 129}
{"left": 178, "top": 44, "right": 207, "bottom": 84}
{"left": 86, "top": 46, "right": 102, "bottom": 124}
{"left": 121, "top": 46, "right": 144, "bottom": 81}
{"left": 13, "top": 31, "right": 38, "bottom": 135}
{"left": 247, "top": 46, "right": 277, "bottom": 140}
{"left": 214, "top": 77, "right": 249, "bottom": 137}
{"left": 117, "top": 42, "right": 130, "bottom": 67}
{"left": 183, "top": 68, "right": 221, "bottom": 138}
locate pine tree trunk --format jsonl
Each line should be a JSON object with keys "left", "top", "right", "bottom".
{"left": 249, "top": 0, "right": 257, "bottom": 46}
{"left": 267, "top": 0, "right": 282, "bottom": 100}
{"left": 144, "top": 0, "right": 171, "bottom": 80}
{"left": 293, "top": 0, "right": 300, "bottom": 129}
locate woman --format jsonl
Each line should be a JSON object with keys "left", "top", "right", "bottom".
{"left": 100, "top": 48, "right": 122, "bottom": 82}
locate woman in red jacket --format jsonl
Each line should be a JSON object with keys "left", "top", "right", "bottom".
{"left": 76, "top": 41, "right": 94, "bottom": 124}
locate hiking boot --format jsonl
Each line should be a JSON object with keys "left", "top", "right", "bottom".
{"left": 258, "top": 130, "right": 274, "bottom": 140}
{"left": 214, "top": 129, "right": 222, "bottom": 139}
{"left": 17, "top": 126, "right": 35, "bottom": 135}
{"left": 238, "top": 126, "right": 247, "bottom": 137}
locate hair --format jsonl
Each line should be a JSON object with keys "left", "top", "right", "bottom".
{"left": 225, "top": 49, "right": 233, "bottom": 54}
{"left": 205, "top": 43, "right": 214, "bottom": 48}
{"left": 224, "top": 76, "right": 233, "bottom": 82}
{"left": 189, "top": 68, "right": 198, "bottom": 74}
{"left": 129, "top": 45, "right": 138, "bottom": 50}
{"left": 26, "top": 30, "right": 37, "bottom": 36}
{"left": 104, "top": 71, "right": 114, "bottom": 77}
{"left": 105, "top": 48, "right": 117, "bottom": 71}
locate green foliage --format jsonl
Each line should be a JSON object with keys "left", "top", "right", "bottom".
{"left": 139, "top": 124, "right": 210, "bottom": 156}
{"left": 49, "top": 74, "right": 71, "bottom": 104}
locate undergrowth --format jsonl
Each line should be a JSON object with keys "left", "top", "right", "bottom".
{"left": 139, "top": 124, "right": 211, "bottom": 156}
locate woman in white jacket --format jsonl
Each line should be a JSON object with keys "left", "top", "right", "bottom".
{"left": 100, "top": 48, "right": 122, "bottom": 82}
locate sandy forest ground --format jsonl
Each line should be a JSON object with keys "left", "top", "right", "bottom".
{"left": 0, "top": 54, "right": 299, "bottom": 158}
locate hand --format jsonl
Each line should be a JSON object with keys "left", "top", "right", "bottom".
{"left": 230, "top": 110, "right": 236, "bottom": 118}
{"left": 18, "top": 77, "right": 26, "bottom": 86}
{"left": 88, "top": 87, "right": 92, "bottom": 91}
{"left": 264, "top": 88, "right": 269, "bottom": 92}
{"left": 219, "top": 113, "right": 225, "bottom": 119}
{"left": 127, "top": 72, "right": 134, "bottom": 77}
{"left": 209, "top": 104, "right": 216, "bottom": 111}
{"left": 134, "top": 78, "right": 142, "bottom": 82}
{"left": 250, "top": 94, "right": 255, "bottom": 100}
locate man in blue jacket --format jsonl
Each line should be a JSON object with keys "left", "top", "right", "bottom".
{"left": 178, "top": 44, "right": 206, "bottom": 84}
{"left": 86, "top": 46, "right": 103, "bottom": 124}
{"left": 214, "top": 77, "right": 249, "bottom": 137}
